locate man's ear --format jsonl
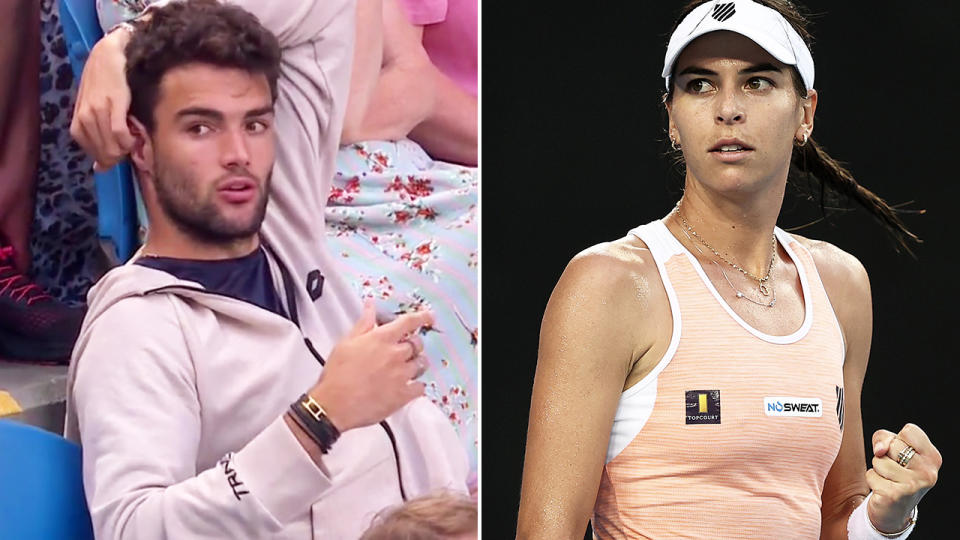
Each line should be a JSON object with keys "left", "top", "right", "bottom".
{"left": 127, "top": 115, "right": 154, "bottom": 178}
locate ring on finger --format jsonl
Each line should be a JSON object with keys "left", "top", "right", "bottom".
{"left": 401, "top": 337, "right": 420, "bottom": 360}
{"left": 412, "top": 356, "right": 428, "bottom": 379}
{"left": 897, "top": 445, "right": 917, "bottom": 468}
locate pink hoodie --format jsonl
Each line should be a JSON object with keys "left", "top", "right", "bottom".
{"left": 65, "top": 1, "right": 469, "bottom": 538}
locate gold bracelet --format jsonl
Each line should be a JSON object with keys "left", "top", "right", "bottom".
{"left": 869, "top": 505, "right": 917, "bottom": 538}
{"left": 300, "top": 393, "right": 327, "bottom": 423}
{"left": 290, "top": 394, "right": 340, "bottom": 454}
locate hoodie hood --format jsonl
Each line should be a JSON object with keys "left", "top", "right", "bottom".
{"left": 75, "top": 249, "right": 292, "bottom": 354}
{"left": 64, "top": 254, "right": 293, "bottom": 442}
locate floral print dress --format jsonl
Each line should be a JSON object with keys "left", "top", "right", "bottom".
{"left": 327, "top": 140, "right": 478, "bottom": 484}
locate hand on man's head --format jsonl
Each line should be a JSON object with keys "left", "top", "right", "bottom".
{"left": 70, "top": 27, "right": 136, "bottom": 172}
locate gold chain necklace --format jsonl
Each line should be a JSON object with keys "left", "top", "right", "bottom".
{"left": 677, "top": 225, "right": 777, "bottom": 308}
{"left": 674, "top": 201, "right": 777, "bottom": 297}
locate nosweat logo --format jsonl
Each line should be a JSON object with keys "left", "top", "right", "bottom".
{"left": 764, "top": 397, "right": 823, "bottom": 417}
{"left": 712, "top": 2, "right": 737, "bottom": 22}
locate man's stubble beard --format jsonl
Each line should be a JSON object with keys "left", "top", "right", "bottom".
{"left": 152, "top": 157, "right": 272, "bottom": 246}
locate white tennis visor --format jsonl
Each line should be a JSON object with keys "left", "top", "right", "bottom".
{"left": 662, "top": 0, "right": 814, "bottom": 91}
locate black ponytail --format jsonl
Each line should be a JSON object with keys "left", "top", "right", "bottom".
{"left": 790, "top": 138, "right": 920, "bottom": 253}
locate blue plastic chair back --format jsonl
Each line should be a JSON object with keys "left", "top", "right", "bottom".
{"left": 59, "top": 0, "right": 139, "bottom": 263}
{"left": 0, "top": 420, "right": 95, "bottom": 540}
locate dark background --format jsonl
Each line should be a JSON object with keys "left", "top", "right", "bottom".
{"left": 482, "top": 1, "right": 958, "bottom": 537}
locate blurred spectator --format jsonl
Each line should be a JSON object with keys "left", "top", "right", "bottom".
{"left": 0, "top": 0, "right": 40, "bottom": 274}
{"left": 341, "top": 0, "right": 477, "bottom": 166}
{"left": 360, "top": 492, "right": 478, "bottom": 540}
{"left": 0, "top": 0, "right": 86, "bottom": 363}
{"left": 327, "top": 0, "right": 478, "bottom": 486}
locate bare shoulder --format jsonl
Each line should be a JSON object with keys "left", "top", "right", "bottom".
{"left": 790, "top": 234, "right": 872, "bottom": 364}
{"left": 562, "top": 234, "right": 660, "bottom": 288}
{"left": 520, "top": 235, "right": 665, "bottom": 538}
{"left": 543, "top": 234, "right": 667, "bottom": 365}
{"left": 790, "top": 234, "right": 870, "bottom": 300}
{"left": 553, "top": 234, "right": 664, "bottom": 314}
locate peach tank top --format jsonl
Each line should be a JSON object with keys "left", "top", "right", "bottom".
{"left": 592, "top": 221, "right": 846, "bottom": 539}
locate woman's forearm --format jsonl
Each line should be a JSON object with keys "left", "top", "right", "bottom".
{"left": 340, "top": 0, "right": 384, "bottom": 144}
{"left": 344, "top": 60, "right": 477, "bottom": 165}
{"left": 408, "top": 69, "right": 477, "bottom": 166}
{"left": 340, "top": 58, "right": 435, "bottom": 145}
{"left": 0, "top": 0, "right": 33, "bottom": 141}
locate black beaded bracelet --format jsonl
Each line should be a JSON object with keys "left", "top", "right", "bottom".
{"left": 289, "top": 393, "right": 341, "bottom": 454}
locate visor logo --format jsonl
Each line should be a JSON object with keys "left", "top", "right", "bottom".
{"left": 712, "top": 2, "right": 736, "bottom": 22}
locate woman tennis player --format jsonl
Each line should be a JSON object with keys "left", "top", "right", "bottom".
{"left": 516, "top": 1, "right": 941, "bottom": 538}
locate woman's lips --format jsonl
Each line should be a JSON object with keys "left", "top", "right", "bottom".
{"left": 708, "top": 140, "right": 754, "bottom": 163}
{"left": 709, "top": 148, "right": 754, "bottom": 163}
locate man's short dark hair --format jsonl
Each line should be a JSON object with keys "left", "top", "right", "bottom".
{"left": 125, "top": 0, "right": 281, "bottom": 133}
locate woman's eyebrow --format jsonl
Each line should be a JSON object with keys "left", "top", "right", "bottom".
{"left": 740, "top": 62, "right": 783, "bottom": 75}
{"left": 677, "top": 66, "right": 717, "bottom": 77}
{"left": 677, "top": 62, "right": 783, "bottom": 77}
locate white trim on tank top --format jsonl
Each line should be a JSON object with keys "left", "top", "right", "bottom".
{"left": 604, "top": 222, "right": 684, "bottom": 463}
{"left": 605, "top": 220, "right": 815, "bottom": 463}
{"left": 657, "top": 220, "right": 814, "bottom": 344}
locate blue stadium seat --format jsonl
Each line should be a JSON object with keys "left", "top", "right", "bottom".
{"left": 59, "top": 0, "right": 139, "bottom": 263}
{"left": 0, "top": 420, "right": 95, "bottom": 540}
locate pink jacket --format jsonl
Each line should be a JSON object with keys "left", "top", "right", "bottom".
{"left": 65, "top": 1, "right": 469, "bottom": 538}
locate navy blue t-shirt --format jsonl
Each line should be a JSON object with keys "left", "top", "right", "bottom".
{"left": 135, "top": 247, "right": 287, "bottom": 318}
